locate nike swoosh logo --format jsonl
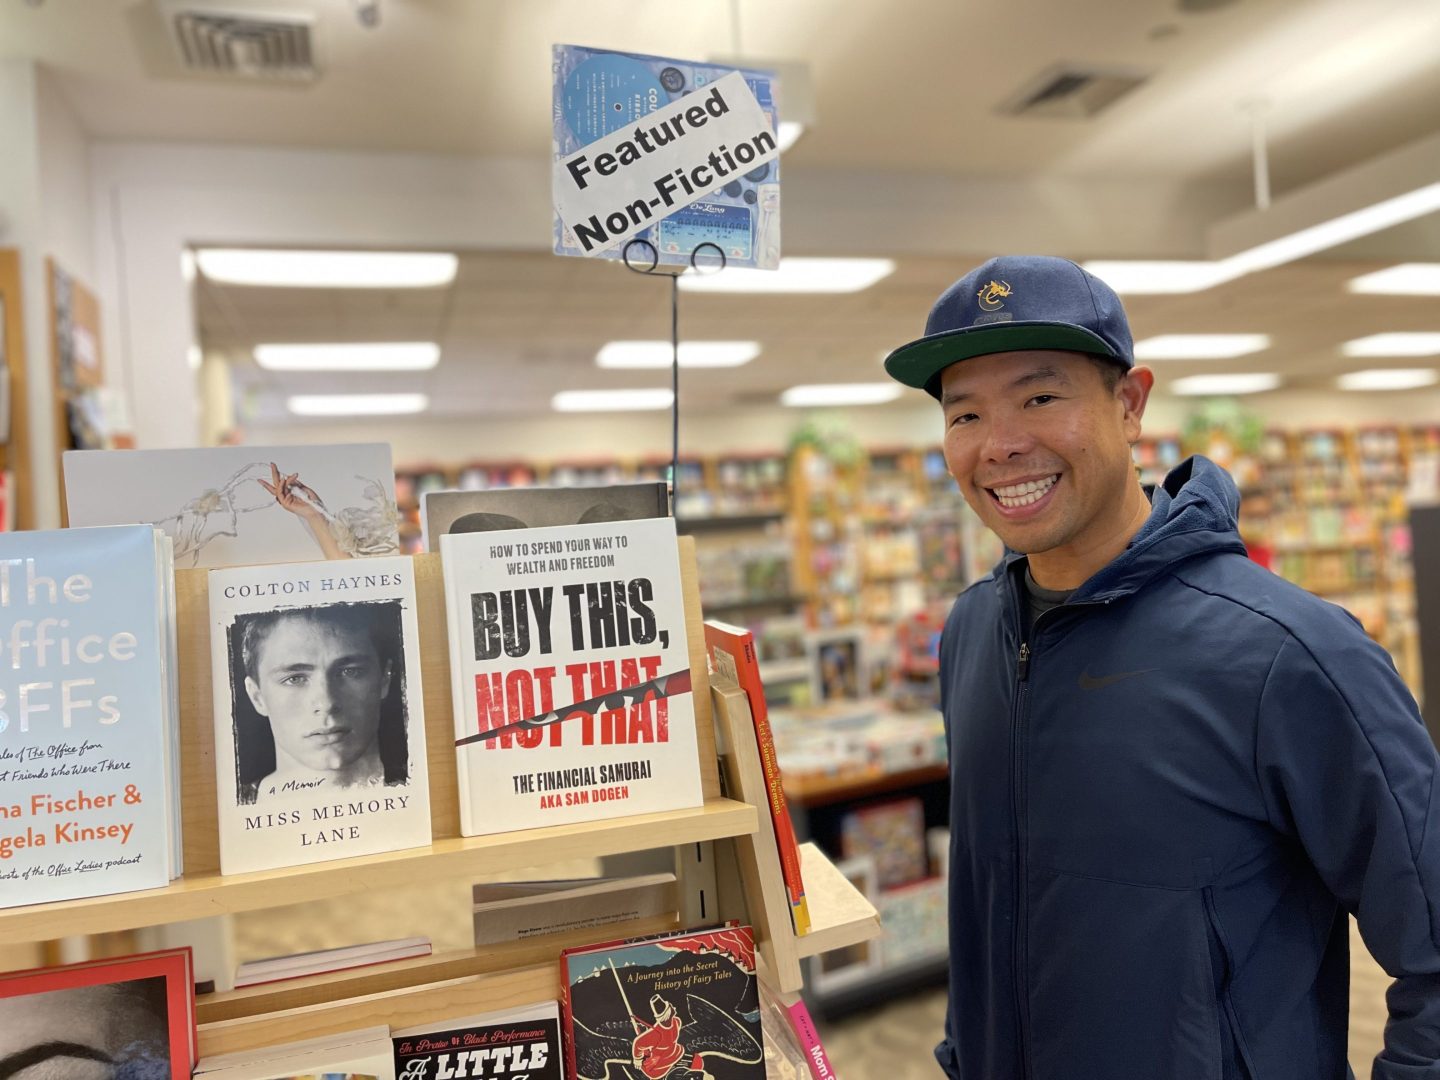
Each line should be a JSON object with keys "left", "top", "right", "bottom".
{"left": 1078, "top": 668, "right": 1156, "bottom": 690}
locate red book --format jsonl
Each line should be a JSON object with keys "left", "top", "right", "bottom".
{"left": 0, "top": 947, "right": 196, "bottom": 1078}
{"left": 704, "top": 619, "right": 811, "bottom": 936}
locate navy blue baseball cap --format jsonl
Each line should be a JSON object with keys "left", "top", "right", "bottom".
{"left": 884, "top": 255, "right": 1134, "bottom": 398}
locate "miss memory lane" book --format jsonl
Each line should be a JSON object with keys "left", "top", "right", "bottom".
{"left": 0, "top": 524, "right": 176, "bottom": 910}
{"left": 208, "top": 555, "right": 431, "bottom": 874}
{"left": 441, "top": 517, "right": 703, "bottom": 836}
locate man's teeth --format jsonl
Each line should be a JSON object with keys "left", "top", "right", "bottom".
{"left": 992, "top": 475, "right": 1058, "bottom": 507}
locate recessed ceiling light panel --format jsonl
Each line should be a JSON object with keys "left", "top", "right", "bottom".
{"left": 677, "top": 257, "right": 895, "bottom": 294}
{"left": 1169, "top": 373, "right": 1281, "bottom": 396}
{"left": 595, "top": 341, "right": 759, "bottom": 369}
{"left": 1133, "top": 334, "right": 1270, "bottom": 360}
{"left": 552, "top": 389, "right": 675, "bottom": 412}
{"left": 1337, "top": 369, "right": 1439, "bottom": 391}
{"left": 287, "top": 393, "right": 429, "bottom": 416}
{"left": 196, "top": 249, "right": 458, "bottom": 288}
{"left": 1341, "top": 333, "right": 1440, "bottom": 358}
{"left": 1346, "top": 264, "right": 1440, "bottom": 295}
{"left": 255, "top": 342, "right": 441, "bottom": 371}
{"left": 780, "top": 383, "right": 903, "bottom": 407}
{"left": 1082, "top": 261, "right": 1232, "bottom": 294}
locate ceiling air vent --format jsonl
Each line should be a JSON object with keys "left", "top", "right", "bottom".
{"left": 161, "top": 3, "right": 318, "bottom": 81}
{"left": 999, "top": 65, "right": 1148, "bottom": 119}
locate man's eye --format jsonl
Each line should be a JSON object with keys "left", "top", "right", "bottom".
{"left": 950, "top": 413, "right": 978, "bottom": 427}
{"left": 341, "top": 665, "right": 368, "bottom": 678}
{"left": 280, "top": 674, "right": 308, "bottom": 687}
{"left": 1028, "top": 394, "right": 1057, "bottom": 406}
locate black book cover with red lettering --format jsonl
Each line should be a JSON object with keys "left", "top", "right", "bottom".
{"left": 392, "top": 1002, "right": 563, "bottom": 1080}
{"left": 561, "top": 926, "right": 765, "bottom": 1080}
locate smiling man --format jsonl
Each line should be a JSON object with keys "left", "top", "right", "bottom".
{"left": 885, "top": 256, "right": 1440, "bottom": 1080}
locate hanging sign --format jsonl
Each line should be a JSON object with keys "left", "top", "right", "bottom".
{"left": 551, "top": 45, "right": 781, "bottom": 269}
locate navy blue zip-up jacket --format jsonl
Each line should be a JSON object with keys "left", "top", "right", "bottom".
{"left": 935, "top": 455, "right": 1440, "bottom": 1080}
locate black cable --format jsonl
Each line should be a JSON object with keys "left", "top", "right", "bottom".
{"left": 671, "top": 272, "right": 680, "bottom": 512}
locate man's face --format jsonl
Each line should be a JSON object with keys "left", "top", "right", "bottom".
{"left": 244, "top": 613, "right": 390, "bottom": 774}
{"left": 939, "top": 350, "right": 1146, "bottom": 560}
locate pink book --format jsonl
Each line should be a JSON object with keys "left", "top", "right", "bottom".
{"left": 785, "top": 995, "right": 839, "bottom": 1079}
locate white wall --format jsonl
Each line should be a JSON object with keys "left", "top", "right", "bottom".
{"left": 0, "top": 60, "right": 75, "bottom": 528}
{"left": 35, "top": 67, "right": 93, "bottom": 285}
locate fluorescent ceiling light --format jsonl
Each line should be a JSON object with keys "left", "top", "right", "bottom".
{"left": 1341, "top": 333, "right": 1440, "bottom": 357}
{"left": 1347, "top": 263, "right": 1440, "bottom": 295}
{"left": 1337, "top": 368, "right": 1439, "bottom": 391}
{"left": 552, "top": 389, "right": 675, "bottom": 412}
{"left": 1133, "top": 334, "right": 1271, "bottom": 360}
{"left": 196, "top": 249, "right": 458, "bottom": 288}
{"left": 287, "top": 393, "right": 429, "bottom": 416}
{"left": 1083, "top": 261, "right": 1232, "bottom": 295}
{"left": 781, "top": 383, "right": 903, "bottom": 407}
{"left": 256, "top": 342, "right": 441, "bottom": 372}
{"left": 187, "top": 345, "right": 203, "bottom": 371}
{"left": 595, "top": 341, "right": 759, "bottom": 369}
{"left": 776, "top": 121, "right": 804, "bottom": 153}
{"left": 1169, "top": 373, "right": 1281, "bottom": 396}
{"left": 1224, "top": 182, "right": 1440, "bottom": 276}
{"left": 677, "top": 257, "right": 895, "bottom": 294}
{"left": 1087, "top": 181, "right": 1440, "bottom": 295}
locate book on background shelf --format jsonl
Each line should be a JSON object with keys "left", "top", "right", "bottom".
{"left": 561, "top": 925, "right": 766, "bottom": 1080}
{"left": 207, "top": 555, "right": 431, "bottom": 875}
{"left": 704, "top": 618, "right": 810, "bottom": 936}
{"left": 473, "top": 873, "right": 677, "bottom": 946}
{"left": 234, "top": 937, "right": 432, "bottom": 988}
{"left": 64, "top": 442, "right": 401, "bottom": 569}
{"left": 196, "top": 1025, "right": 395, "bottom": 1079}
{"left": 0, "top": 947, "right": 196, "bottom": 1078}
{"left": 840, "top": 797, "right": 927, "bottom": 889}
{"left": 876, "top": 876, "right": 949, "bottom": 968}
{"left": 440, "top": 517, "right": 703, "bottom": 837}
{"left": 0, "top": 524, "right": 178, "bottom": 910}
{"left": 392, "top": 1001, "right": 563, "bottom": 1080}
{"left": 421, "top": 481, "right": 668, "bottom": 552}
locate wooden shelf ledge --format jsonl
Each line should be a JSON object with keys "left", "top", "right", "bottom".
{"left": 0, "top": 798, "right": 757, "bottom": 945}
{"left": 795, "top": 842, "right": 881, "bottom": 959}
{"left": 196, "top": 912, "right": 682, "bottom": 1026}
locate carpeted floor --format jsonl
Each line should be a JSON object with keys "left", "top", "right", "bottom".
{"left": 817, "top": 919, "right": 1389, "bottom": 1078}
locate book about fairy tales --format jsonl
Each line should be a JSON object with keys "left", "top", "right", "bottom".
{"left": 442, "top": 518, "right": 703, "bottom": 836}
{"left": 0, "top": 526, "right": 172, "bottom": 908}
{"left": 564, "top": 928, "right": 766, "bottom": 1080}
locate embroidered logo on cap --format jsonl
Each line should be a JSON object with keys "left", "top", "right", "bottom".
{"left": 977, "top": 280, "right": 1012, "bottom": 311}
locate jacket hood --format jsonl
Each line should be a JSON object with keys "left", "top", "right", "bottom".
{"left": 999, "top": 454, "right": 1249, "bottom": 604}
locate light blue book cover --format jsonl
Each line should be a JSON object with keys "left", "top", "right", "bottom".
{"left": 0, "top": 524, "right": 172, "bottom": 908}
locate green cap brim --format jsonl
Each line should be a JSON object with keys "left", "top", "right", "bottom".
{"left": 884, "top": 322, "right": 1122, "bottom": 398}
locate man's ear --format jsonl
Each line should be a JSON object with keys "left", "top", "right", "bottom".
{"left": 244, "top": 675, "right": 269, "bottom": 718}
{"left": 1119, "top": 366, "right": 1155, "bottom": 445}
{"left": 380, "top": 660, "right": 394, "bottom": 702}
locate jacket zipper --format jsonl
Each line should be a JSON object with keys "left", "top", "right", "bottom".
{"left": 1007, "top": 573, "right": 1110, "bottom": 1079}
{"left": 1012, "top": 638, "right": 1031, "bottom": 1080}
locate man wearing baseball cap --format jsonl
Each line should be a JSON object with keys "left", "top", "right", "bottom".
{"left": 885, "top": 256, "right": 1440, "bottom": 1079}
